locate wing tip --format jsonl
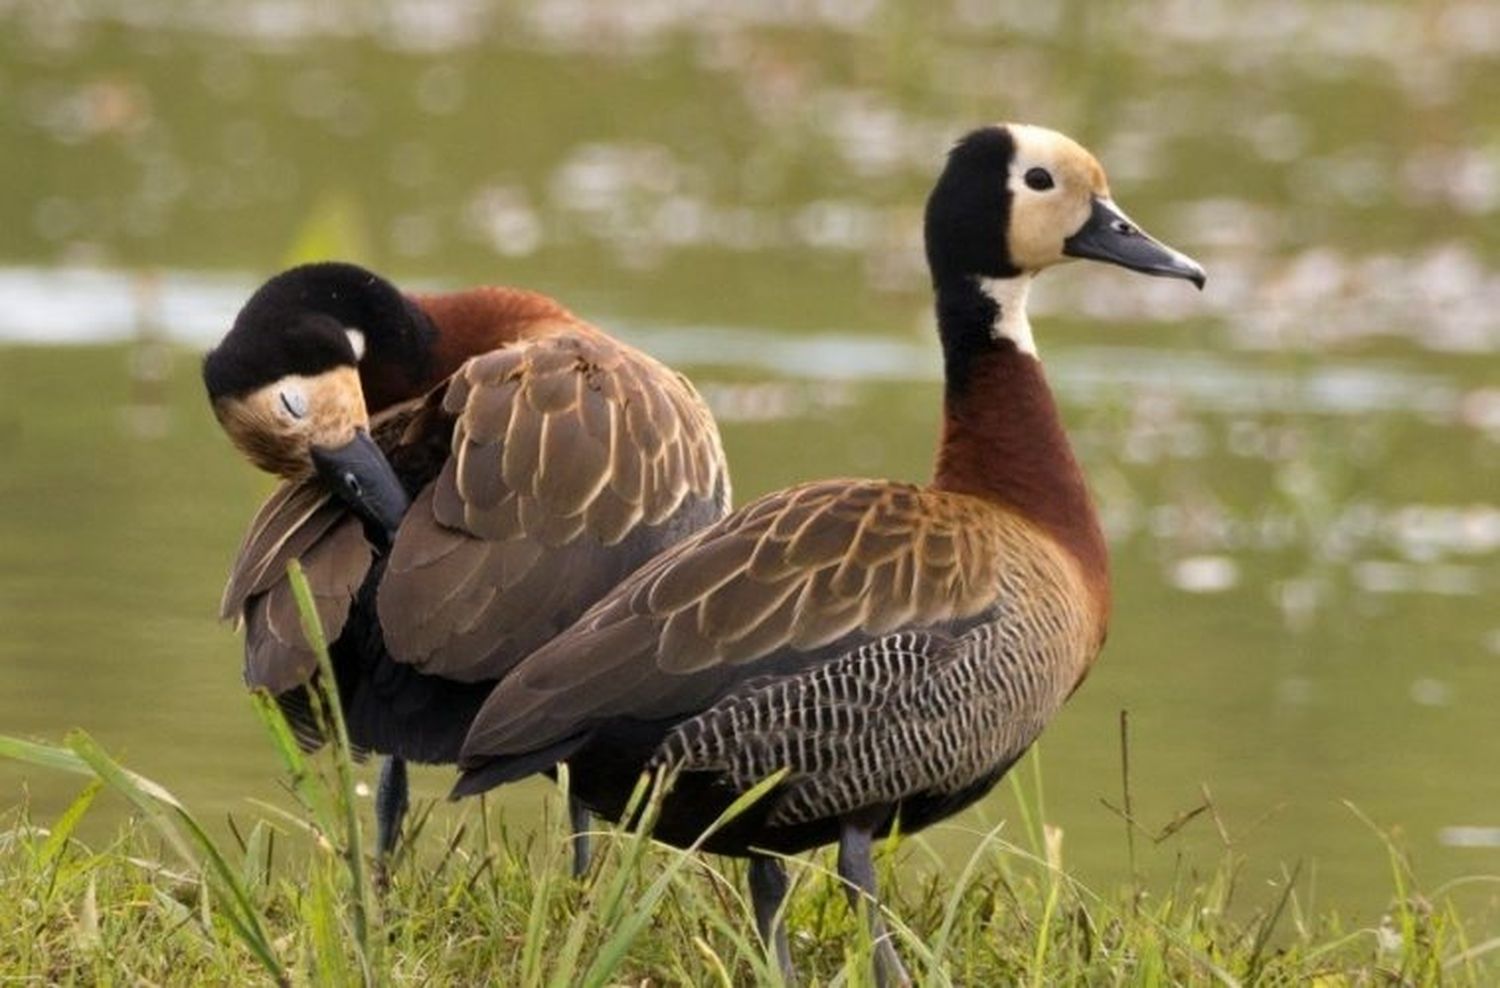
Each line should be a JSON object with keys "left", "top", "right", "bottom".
{"left": 451, "top": 733, "right": 591, "bottom": 800}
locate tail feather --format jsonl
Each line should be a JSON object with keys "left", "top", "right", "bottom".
{"left": 451, "top": 733, "right": 590, "bottom": 800}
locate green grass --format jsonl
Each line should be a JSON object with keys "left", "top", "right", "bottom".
{"left": 2, "top": 747, "right": 1497, "bottom": 985}
{"left": 1, "top": 567, "right": 1496, "bottom": 986}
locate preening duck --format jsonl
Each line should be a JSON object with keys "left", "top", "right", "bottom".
{"left": 202, "top": 262, "right": 730, "bottom": 873}
{"left": 453, "top": 123, "right": 1204, "bottom": 985}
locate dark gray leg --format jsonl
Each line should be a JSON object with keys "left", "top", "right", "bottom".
{"left": 568, "top": 795, "right": 592, "bottom": 879}
{"left": 374, "top": 756, "right": 409, "bottom": 889}
{"left": 837, "top": 821, "right": 910, "bottom": 988}
{"left": 749, "top": 855, "right": 795, "bottom": 984}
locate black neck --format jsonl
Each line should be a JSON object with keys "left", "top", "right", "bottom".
{"left": 288, "top": 263, "right": 439, "bottom": 409}
{"left": 303, "top": 264, "right": 436, "bottom": 372}
{"left": 367, "top": 294, "right": 438, "bottom": 382}
{"left": 359, "top": 298, "right": 440, "bottom": 414}
{"left": 934, "top": 276, "right": 1004, "bottom": 393}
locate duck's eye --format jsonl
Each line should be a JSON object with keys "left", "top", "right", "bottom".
{"left": 1024, "top": 167, "right": 1054, "bottom": 191}
{"left": 279, "top": 389, "right": 308, "bottom": 420}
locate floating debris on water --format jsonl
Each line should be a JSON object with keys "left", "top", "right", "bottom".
{"left": 698, "top": 380, "right": 857, "bottom": 423}
{"left": 1438, "top": 826, "right": 1500, "bottom": 848}
{"left": 1168, "top": 555, "right": 1241, "bottom": 594}
{"left": 1352, "top": 561, "right": 1483, "bottom": 597}
{"left": 1277, "top": 675, "right": 1315, "bottom": 706}
{"left": 1408, "top": 678, "right": 1454, "bottom": 707}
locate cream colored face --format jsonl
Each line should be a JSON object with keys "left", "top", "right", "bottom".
{"left": 1003, "top": 123, "right": 1111, "bottom": 271}
{"left": 213, "top": 366, "right": 368, "bottom": 478}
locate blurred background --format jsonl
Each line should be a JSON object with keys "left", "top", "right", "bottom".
{"left": 1, "top": 0, "right": 1497, "bottom": 920}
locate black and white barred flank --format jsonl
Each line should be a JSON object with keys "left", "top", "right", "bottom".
{"left": 655, "top": 604, "right": 1082, "bottom": 827}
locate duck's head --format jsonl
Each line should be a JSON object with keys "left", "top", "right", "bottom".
{"left": 203, "top": 262, "right": 419, "bottom": 538}
{"left": 925, "top": 122, "right": 1204, "bottom": 302}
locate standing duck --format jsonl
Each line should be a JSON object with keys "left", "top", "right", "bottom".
{"left": 202, "top": 263, "right": 730, "bottom": 873}
{"left": 453, "top": 124, "right": 1204, "bottom": 984}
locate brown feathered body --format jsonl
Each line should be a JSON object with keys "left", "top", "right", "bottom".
{"left": 456, "top": 342, "right": 1110, "bottom": 854}
{"left": 220, "top": 288, "right": 730, "bottom": 762}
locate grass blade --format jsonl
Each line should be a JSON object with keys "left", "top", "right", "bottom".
{"left": 285, "top": 559, "right": 377, "bottom": 980}
{"left": 37, "top": 778, "right": 102, "bottom": 871}
{"left": 579, "top": 768, "right": 787, "bottom": 988}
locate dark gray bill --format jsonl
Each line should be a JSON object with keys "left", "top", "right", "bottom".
{"left": 1063, "top": 197, "right": 1206, "bottom": 288}
{"left": 310, "top": 429, "right": 410, "bottom": 542}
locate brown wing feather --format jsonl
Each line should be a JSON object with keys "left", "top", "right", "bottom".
{"left": 224, "top": 484, "right": 373, "bottom": 696}
{"left": 220, "top": 480, "right": 342, "bottom": 621}
{"left": 242, "top": 516, "right": 372, "bottom": 693}
{"left": 376, "top": 327, "right": 727, "bottom": 682}
{"left": 459, "top": 480, "right": 1063, "bottom": 765}
{"left": 224, "top": 399, "right": 439, "bottom": 695}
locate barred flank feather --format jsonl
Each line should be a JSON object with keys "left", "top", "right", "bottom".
{"left": 657, "top": 602, "right": 1085, "bottom": 826}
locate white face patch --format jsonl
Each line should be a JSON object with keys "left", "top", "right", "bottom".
{"left": 997, "top": 123, "right": 1105, "bottom": 272}
{"left": 345, "top": 328, "right": 366, "bottom": 362}
{"left": 975, "top": 275, "right": 1037, "bottom": 357}
{"left": 214, "top": 365, "right": 370, "bottom": 478}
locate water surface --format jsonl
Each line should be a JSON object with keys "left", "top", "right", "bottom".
{"left": 1, "top": 0, "right": 1497, "bottom": 921}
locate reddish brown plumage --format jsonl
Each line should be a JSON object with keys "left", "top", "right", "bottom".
{"left": 415, "top": 289, "right": 572, "bottom": 395}
{"left": 350, "top": 287, "right": 574, "bottom": 413}
{"left": 932, "top": 345, "right": 1111, "bottom": 635}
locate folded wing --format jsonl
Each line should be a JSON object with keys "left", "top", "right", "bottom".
{"left": 375, "top": 328, "right": 728, "bottom": 681}
{"left": 221, "top": 479, "right": 373, "bottom": 694}
{"left": 459, "top": 480, "right": 1049, "bottom": 767}
{"left": 222, "top": 325, "right": 727, "bottom": 699}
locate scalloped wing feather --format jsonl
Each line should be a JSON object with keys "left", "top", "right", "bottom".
{"left": 241, "top": 514, "right": 372, "bottom": 693}
{"left": 376, "top": 326, "right": 727, "bottom": 681}
{"left": 220, "top": 480, "right": 343, "bottom": 622}
{"left": 459, "top": 480, "right": 1068, "bottom": 764}
{"left": 222, "top": 401, "right": 439, "bottom": 696}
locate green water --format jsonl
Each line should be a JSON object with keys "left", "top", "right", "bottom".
{"left": 2, "top": 1, "right": 1498, "bottom": 923}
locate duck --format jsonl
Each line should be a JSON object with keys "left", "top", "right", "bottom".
{"left": 452, "top": 123, "right": 1205, "bottom": 985}
{"left": 201, "top": 262, "right": 731, "bottom": 876}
